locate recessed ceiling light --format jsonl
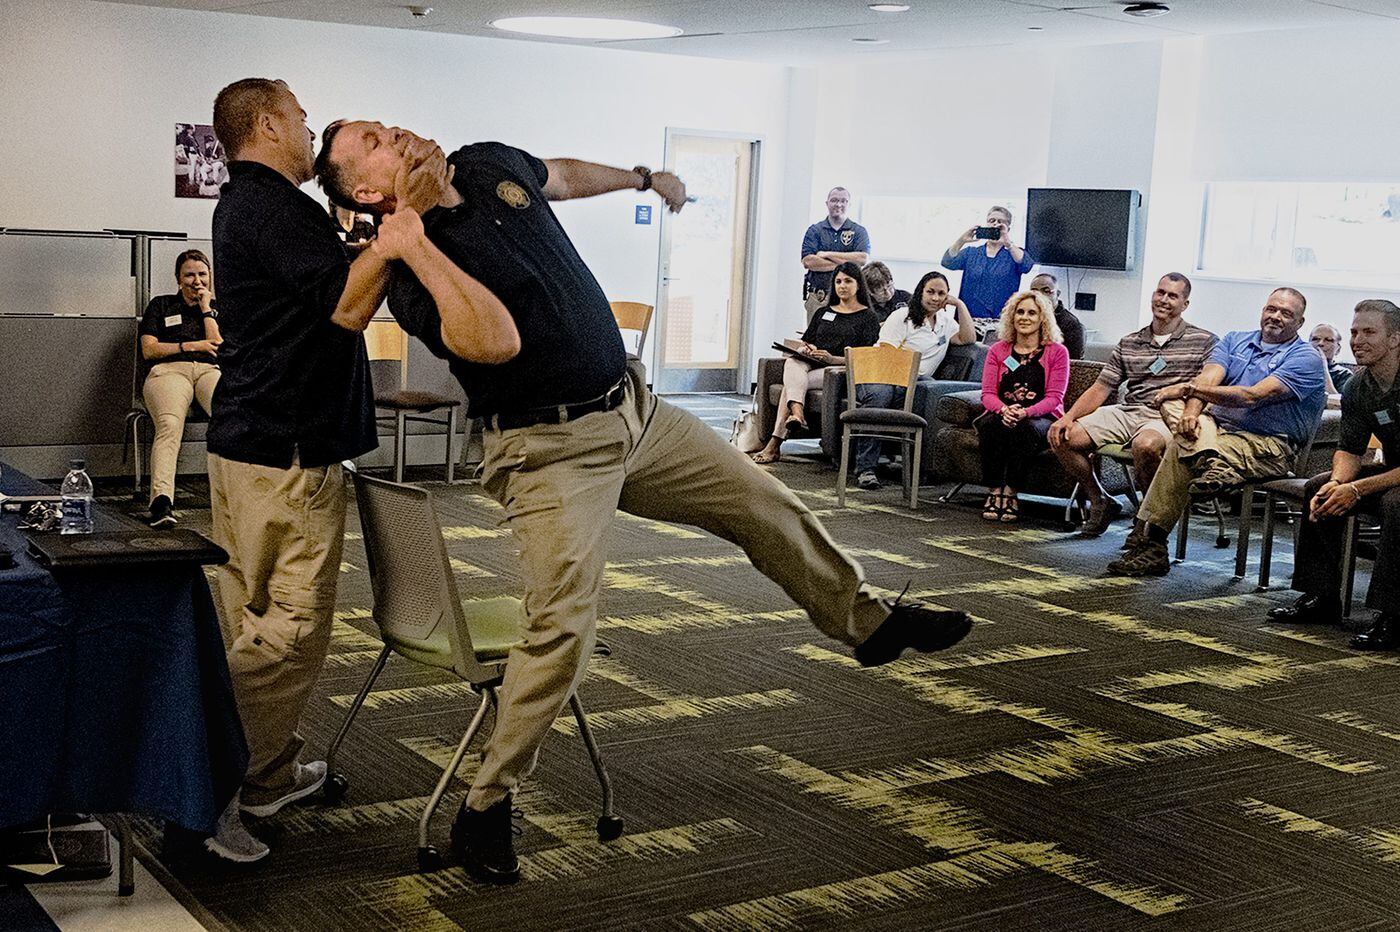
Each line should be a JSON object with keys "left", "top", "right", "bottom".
{"left": 490, "top": 16, "right": 683, "bottom": 40}
{"left": 1122, "top": 2, "right": 1170, "bottom": 17}
{"left": 852, "top": 37, "right": 890, "bottom": 44}
{"left": 868, "top": 3, "right": 911, "bottom": 11}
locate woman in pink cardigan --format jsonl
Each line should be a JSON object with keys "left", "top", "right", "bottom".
{"left": 977, "top": 290, "right": 1069, "bottom": 521}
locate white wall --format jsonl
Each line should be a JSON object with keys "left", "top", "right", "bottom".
{"left": 0, "top": 0, "right": 808, "bottom": 376}
{"left": 1183, "top": 25, "right": 1400, "bottom": 354}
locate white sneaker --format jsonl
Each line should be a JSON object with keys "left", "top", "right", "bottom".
{"left": 240, "top": 760, "right": 328, "bottom": 818}
{"left": 204, "top": 793, "right": 270, "bottom": 863}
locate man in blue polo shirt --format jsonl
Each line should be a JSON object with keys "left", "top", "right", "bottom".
{"left": 942, "top": 205, "right": 1036, "bottom": 333}
{"left": 1109, "top": 286, "right": 1326, "bottom": 576}
{"left": 801, "top": 187, "right": 870, "bottom": 313}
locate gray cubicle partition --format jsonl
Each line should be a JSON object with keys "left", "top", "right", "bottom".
{"left": 0, "top": 228, "right": 468, "bottom": 482}
{"left": 0, "top": 229, "right": 185, "bottom": 480}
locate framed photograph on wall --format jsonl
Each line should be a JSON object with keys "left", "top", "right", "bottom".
{"left": 175, "top": 123, "right": 227, "bottom": 199}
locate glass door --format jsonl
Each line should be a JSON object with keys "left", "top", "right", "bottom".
{"left": 654, "top": 132, "right": 759, "bottom": 393}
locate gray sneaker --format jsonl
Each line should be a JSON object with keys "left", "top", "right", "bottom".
{"left": 204, "top": 794, "right": 269, "bottom": 863}
{"left": 856, "top": 471, "right": 881, "bottom": 490}
{"left": 241, "top": 761, "right": 328, "bottom": 818}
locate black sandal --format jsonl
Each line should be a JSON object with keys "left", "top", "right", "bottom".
{"left": 1000, "top": 495, "right": 1020, "bottom": 522}
{"left": 982, "top": 491, "right": 1004, "bottom": 521}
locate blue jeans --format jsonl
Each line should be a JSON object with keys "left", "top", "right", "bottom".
{"left": 852, "top": 384, "right": 906, "bottom": 474}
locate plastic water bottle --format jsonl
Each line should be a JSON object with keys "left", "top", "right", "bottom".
{"left": 60, "top": 459, "right": 94, "bottom": 535}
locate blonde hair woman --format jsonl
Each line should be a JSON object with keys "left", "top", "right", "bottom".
{"left": 976, "top": 290, "right": 1069, "bottom": 521}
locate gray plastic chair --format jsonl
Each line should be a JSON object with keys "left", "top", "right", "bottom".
{"left": 323, "top": 471, "right": 622, "bottom": 872}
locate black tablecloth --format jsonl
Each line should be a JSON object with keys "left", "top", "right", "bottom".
{"left": 0, "top": 466, "right": 247, "bottom": 834}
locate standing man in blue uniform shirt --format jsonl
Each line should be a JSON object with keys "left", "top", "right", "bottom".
{"left": 801, "top": 187, "right": 870, "bottom": 314}
{"left": 316, "top": 122, "right": 972, "bottom": 886}
{"left": 1109, "top": 287, "right": 1326, "bottom": 577}
{"left": 204, "top": 78, "right": 443, "bottom": 863}
{"left": 942, "top": 205, "right": 1036, "bottom": 335}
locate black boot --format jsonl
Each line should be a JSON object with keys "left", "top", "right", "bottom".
{"left": 853, "top": 587, "right": 972, "bottom": 667}
{"left": 1267, "top": 594, "right": 1341, "bottom": 626}
{"left": 450, "top": 796, "right": 520, "bottom": 884}
{"left": 1350, "top": 614, "right": 1400, "bottom": 651}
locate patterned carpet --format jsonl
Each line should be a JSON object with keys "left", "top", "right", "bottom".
{"left": 117, "top": 394, "right": 1399, "bottom": 931}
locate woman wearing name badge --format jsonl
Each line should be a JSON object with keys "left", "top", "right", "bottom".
{"left": 138, "top": 249, "right": 222, "bottom": 528}
{"left": 975, "top": 290, "right": 1069, "bottom": 521}
{"left": 849, "top": 271, "right": 977, "bottom": 489}
{"left": 752, "top": 262, "right": 879, "bottom": 465}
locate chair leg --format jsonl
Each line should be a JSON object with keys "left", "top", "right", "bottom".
{"left": 1341, "top": 515, "right": 1359, "bottom": 619}
{"left": 418, "top": 686, "right": 494, "bottom": 855}
{"left": 938, "top": 482, "right": 965, "bottom": 505}
{"left": 1213, "top": 498, "right": 1230, "bottom": 548}
{"left": 394, "top": 411, "right": 407, "bottom": 484}
{"left": 569, "top": 693, "right": 623, "bottom": 841}
{"left": 1257, "top": 494, "right": 1276, "bottom": 590}
{"left": 1065, "top": 482, "right": 1081, "bottom": 525}
{"left": 1124, "top": 466, "right": 1141, "bottom": 509}
{"left": 1175, "top": 506, "right": 1190, "bottom": 562}
{"left": 1234, "top": 485, "right": 1254, "bottom": 578}
{"left": 325, "top": 644, "right": 392, "bottom": 777}
{"left": 445, "top": 407, "right": 458, "bottom": 484}
{"left": 910, "top": 431, "right": 923, "bottom": 509}
{"left": 837, "top": 428, "right": 851, "bottom": 507}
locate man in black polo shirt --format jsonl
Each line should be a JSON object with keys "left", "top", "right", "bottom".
{"left": 316, "top": 121, "right": 972, "bottom": 885}
{"left": 802, "top": 187, "right": 871, "bottom": 314}
{"left": 1268, "top": 299, "right": 1400, "bottom": 649}
{"left": 205, "top": 79, "right": 446, "bottom": 862}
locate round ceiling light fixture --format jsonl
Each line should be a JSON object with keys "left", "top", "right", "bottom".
{"left": 490, "top": 16, "right": 683, "bottom": 40}
{"left": 868, "top": 3, "right": 911, "bottom": 11}
{"left": 1122, "top": 2, "right": 1170, "bottom": 17}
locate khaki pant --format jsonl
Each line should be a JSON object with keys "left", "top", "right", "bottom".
{"left": 773, "top": 357, "right": 825, "bottom": 439}
{"left": 208, "top": 453, "right": 346, "bottom": 803}
{"left": 468, "top": 362, "right": 889, "bottom": 809}
{"left": 142, "top": 360, "right": 220, "bottom": 505}
{"left": 1137, "top": 412, "right": 1292, "bottom": 531}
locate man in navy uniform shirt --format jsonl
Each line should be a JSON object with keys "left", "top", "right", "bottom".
{"left": 1269, "top": 300, "right": 1400, "bottom": 649}
{"left": 317, "top": 122, "right": 971, "bottom": 886}
{"left": 801, "top": 186, "right": 870, "bottom": 313}
{"left": 205, "top": 78, "right": 445, "bottom": 862}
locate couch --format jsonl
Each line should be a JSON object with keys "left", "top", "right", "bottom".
{"left": 754, "top": 343, "right": 990, "bottom": 475}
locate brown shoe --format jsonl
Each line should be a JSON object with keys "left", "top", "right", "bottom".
{"left": 1106, "top": 539, "right": 1170, "bottom": 577}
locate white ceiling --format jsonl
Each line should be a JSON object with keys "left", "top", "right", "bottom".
{"left": 101, "top": 0, "right": 1400, "bottom": 64}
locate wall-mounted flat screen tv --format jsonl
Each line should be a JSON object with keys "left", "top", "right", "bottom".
{"left": 1026, "top": 187, "right": 1139, "bottom": 271}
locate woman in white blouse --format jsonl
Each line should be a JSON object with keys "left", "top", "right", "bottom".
{"left": 850, "top": 271, "right": 976, "bottom": 490}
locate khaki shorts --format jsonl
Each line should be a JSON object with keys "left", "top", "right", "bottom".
{"left": 1078, "top": 404, "right": 1171, "bottom": 448}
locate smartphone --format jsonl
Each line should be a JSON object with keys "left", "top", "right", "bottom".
{"left": 975, "top": 225, "right": 1002, "bottom": 240}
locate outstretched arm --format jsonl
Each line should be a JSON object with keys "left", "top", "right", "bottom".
{"left": 542, "top": 159, "right": 687, "bottom": 212}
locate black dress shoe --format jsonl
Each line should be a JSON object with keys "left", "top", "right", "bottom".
{"left": 1351, "top": 615, "right": 1400, "bottom": 651}
{"left": 450, "top": 796, "right": 520, "bottom": 884}
{"left": 1267, "top": 594, "right": 1340, "bottom": 626}
{"left": 854, "top": 589, "right": 972, "bottom": 667}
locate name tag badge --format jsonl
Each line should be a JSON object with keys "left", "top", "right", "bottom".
{"left": 1148, "top": 356, "right": 1167, "bottom": 376}
{"left": 822, "top": 311, "right": 837, "bottom": 322}
{"left": 164, "top": 314, "right": 183, "bottom": 328}
{"left": 1378, "top": 409, "right": 1394, "bottom": 426}
{"left": 1005, "top": 357, "right": 1021, "bottom": 372}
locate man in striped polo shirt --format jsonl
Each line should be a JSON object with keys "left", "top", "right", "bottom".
{"left": 1050, "top": 273, "right": 1218, "bottom": 536}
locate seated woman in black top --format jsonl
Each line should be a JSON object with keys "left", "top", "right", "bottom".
{"left": 753, "top": 262, "right": 879, "bottom": 464}
{"left": 138, "top": 249, "right": 222, "bottom": 527}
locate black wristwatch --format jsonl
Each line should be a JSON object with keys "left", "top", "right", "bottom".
{"left": 633, "top": 165, "right": 653, "bottom": 192}
{"left": 202, "top": 309, "right": 218, "bottom": 320}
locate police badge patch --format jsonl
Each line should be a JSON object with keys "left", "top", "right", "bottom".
{"left": 496, "top": 181, "right": 531, "bottom": 209}
{"left": 839, "top": 229, "right": 854, "bottom": 247}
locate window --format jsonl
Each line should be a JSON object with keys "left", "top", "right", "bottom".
{"left": 1200, "top": 182, "right": 1400, "bottom": 287}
